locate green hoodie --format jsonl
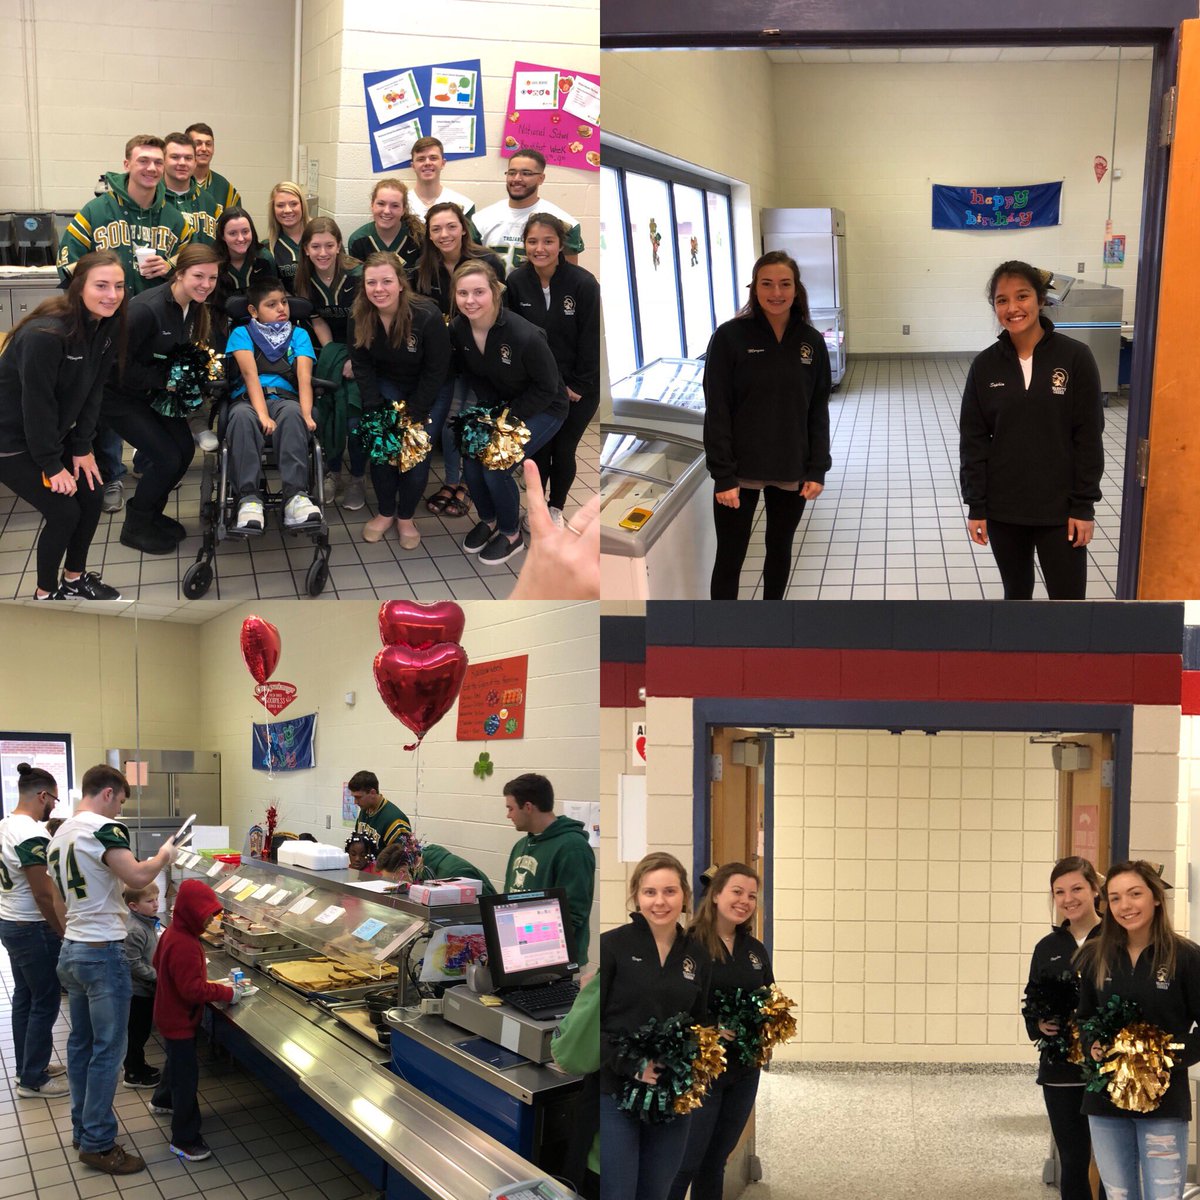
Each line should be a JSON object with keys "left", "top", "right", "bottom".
{"left": 504, "top": 815, "right": 595, "bottom": 962}
{"left": 163, "top": 177, "right": 223, "bottom": 244}
{"left": 550, "top": 973, "right": 599, "bottom": 1177}
{"left": 57, "top": 171, "right": 192, "bottom": 295}
{"left": 420, "top": 844, "right": 496, "bottom": 896}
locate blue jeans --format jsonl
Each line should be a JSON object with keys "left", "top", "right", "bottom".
{"left": 1088, "top": 1115, "right": 1188, "bottom": 1200}
{"left": 600, "top": 1091, "right": 692, "bottom": 1200}
{"left": 0, "top": 918, "right": 62, "bottom": 1088}
{"left": 461, "top": 407, "right": 565, "bottom": 537}
{"left": 667, "top": 1067, "right": 760, "bottom": 1200}
{"left": 94, "top": 425, "right": 127, "bottom": 483}
{"left": 429, "top": 377, "right": 471, "bottom": 488}
{"left": 57, "top": 940, "right": 132, "bottom": 1153}
{"left": 327, "top": 411, "right": 366, "bottom": 478}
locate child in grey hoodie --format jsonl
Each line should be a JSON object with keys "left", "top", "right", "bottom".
{"left": 123, "top": 883, "right": 162, "bottom": 1088}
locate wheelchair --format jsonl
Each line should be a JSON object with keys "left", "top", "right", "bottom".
{"left": 182, "top": 294, "right": 334, "bottom": 599}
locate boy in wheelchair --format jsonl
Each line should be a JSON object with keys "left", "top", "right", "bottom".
{"left": 224, "top": 279, "right": 323, "bottom": 531}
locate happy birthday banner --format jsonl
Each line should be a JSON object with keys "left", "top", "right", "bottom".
{"left": 931, "top": 182, "right": 1061, "bottom": 230}
{"left": 503, "top": 61, "right": 601, "bottom": 173}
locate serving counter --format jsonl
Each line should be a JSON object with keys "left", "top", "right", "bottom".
{"left": 174, "top": 853, "right": 584, "bottom": 1200}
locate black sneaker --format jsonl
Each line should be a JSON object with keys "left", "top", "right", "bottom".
{"left": 479, "top": 532, "right": 525, "bottom": 565}
{"left": 147, "top": 1102, "right": 172, "bottom": 1115}
{"left": 34, "top": 586, "right": 69, "bottom": 600}
{"left": 59, "top": 572, "right": 122, "bottom": 601}
{"left": 122, "top": 1068, "right": 161, "bottom": 1089}
{"left": 170, "top": 1139, "right": 211, "bottom": 1162}
{"left": 463, "top": 521, "right": 495, "bottom": 553}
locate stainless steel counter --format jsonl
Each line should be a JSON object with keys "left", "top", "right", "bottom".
{"left": 204, "top": 947, "right": 570, "bottom": 1200}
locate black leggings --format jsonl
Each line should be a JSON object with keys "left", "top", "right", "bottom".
{"left": 1043, "top": 1085, "right": 1105, "bottom": 1200}
{"left": 987, "top": 519, "right": 1088, "bottom": 600}
{"left": 102, "top": 400, "right": 194, "bottom": 515}
{"left": 711, "top": 487, "right": 807, "bottom": 600}
{"left": 0, "top": 450, "right": 104, "bottom": 593}
{"left": 532, "top": 391, "right": 599, "bottom": 510}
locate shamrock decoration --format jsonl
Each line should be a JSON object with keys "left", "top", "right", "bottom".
{"left": 473, "top": 752, "right": 494, "bottom": 780}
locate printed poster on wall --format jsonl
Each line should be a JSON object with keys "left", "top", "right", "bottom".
{"left": 931, "top": 182, "right": 1062, "bottom": 230}
{"left": 363, "top": 59, "right": 486, "bottom": 172}
{"left": 455, "top": 654, "right": 529, "bottom": 741}
{"left": 251, "top": 713, "right": 316, "bottom": 772}
{"left": 503, "top": 61, "right": 600, "bottom": 173}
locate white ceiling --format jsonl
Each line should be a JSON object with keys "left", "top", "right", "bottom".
{"left": 0, "top": 599, "right": 237, "bottom": 624}
{"left": 765, "top": 45, "right": 1154, "bottom": 64}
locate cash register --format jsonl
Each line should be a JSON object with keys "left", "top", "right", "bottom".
{"left": 442, "top": 889, "right": 580, "bottom": 1063}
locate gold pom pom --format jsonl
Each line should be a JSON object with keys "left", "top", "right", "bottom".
{"left": 756, "top": 985, "right": 798, "bottom": 1067}
{"left": 1101, "top": 1022, "right": 1185, "bottom": 1113}
{"left": 1065, "top": 1020, "right": 1084, "bottom": 1066}
{"left": 480, "top": 407, "right": 532, "bottom": 470}
{"left": 387, "top": 400, "right": 432, "bottom": 472}
{"left": 673, "top": 1025, "right": 727, "bottom": 1115}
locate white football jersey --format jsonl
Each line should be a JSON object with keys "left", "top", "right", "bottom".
{"left": 48, "top": 811, "right": 131, "bottom": 942}
{"left": 0, "top": 813, "right": 51, "bottom": 922}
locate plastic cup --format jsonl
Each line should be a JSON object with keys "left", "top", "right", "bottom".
{"left": 134, "top": 245, "right": 155, "bottom": 274}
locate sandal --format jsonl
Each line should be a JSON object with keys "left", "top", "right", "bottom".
{"left": 443, "top": 484, "right": 471, "bottom": 518}
{"left": 425, "top": 485, "right": 456, "bottom": 514}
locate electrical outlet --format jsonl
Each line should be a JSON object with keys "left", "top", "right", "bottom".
{"left": 902, "top": 324, "right": 910, "bottom": 335}
{"left": 1077, "top": 261, "right": 1085, "bottom": 273}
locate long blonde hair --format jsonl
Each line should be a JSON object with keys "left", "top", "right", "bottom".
{"left": 267, "top": 181, "right": 310, "bottom": 252}
{"left": 351, "top": 251, "right": 415, "bottom": 351}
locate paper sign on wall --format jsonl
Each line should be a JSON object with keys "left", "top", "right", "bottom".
{"left": 617, "top": 774, "right": 647, "bottom": 864}
{"left": 456, "top": 655, "right": 528, "bottom": 741}
{"left": 503, "top": 61, "right": 601, "bottom": 173}
{"left": 631, "top": 722, "right": 647, "bottom": 768}
{"left": 563, "top": 800, "right": 600, "bottom": 849}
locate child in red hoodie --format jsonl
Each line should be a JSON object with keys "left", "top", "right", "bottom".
{"left": 149, "top": 879, "right": 239, "bottom": 1161}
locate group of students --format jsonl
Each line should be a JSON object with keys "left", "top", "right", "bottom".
{"left": 702, "top": 253, "right": 1104, "bottom": 601}
{"left": 0, "top": 762, "right": 230, "bottom": 1175}
{"left": 0, "top": 125, "right": 598, "bottom": 598}
{"left": 600, "top": 852, "right": 773, "bottom": 1200}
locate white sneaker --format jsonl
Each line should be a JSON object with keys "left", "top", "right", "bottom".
{"left": 17, "top": 1077, "right": 70, "bottom": 1098}
{"left": 323, "top": 472, "right": 339, "bottom": 504}
{"left": 547, "top": 506, "right": 565, "bottom": 530}
{"left": 195, "top": 430, "right": 219, "bottom": 452}
{"left": 235, "top": 497, "right": 264, "bottom": 531}
{"left": 284, "top": 493, "right": 322, "bottom": 528}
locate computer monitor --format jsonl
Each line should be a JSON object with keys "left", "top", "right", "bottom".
{"left": 478, "top": 889, "right": 579, "bottom": 989}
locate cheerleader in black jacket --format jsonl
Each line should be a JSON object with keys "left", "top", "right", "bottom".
{"left": 601, "top": 852, "right": 711, "bottom": 1200}
{"left": 702, "top": 251, "right": 832, "bottom": 600}
{"left": 668, "top": 863, "right": 772, "bottom": 1200}
{"left": 0, "top": 250, "right": 126, "bottom": 600}
{"left": 959, "top": 261, "right": 1104, "bottom": 599}
{"left": 505, "top": 214, "right": 600, "bottom": 526}
{"left": 1024, "top": 857, "right": 1104, "bottom": 1200}
{"left": 1077, "top": 861, "right": 1200, "bottom": 1199}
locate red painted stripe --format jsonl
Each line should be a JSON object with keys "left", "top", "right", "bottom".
{"left": 1182, "top": 672, "right": 1200, "bottom": 715}
{"left": 601, "top": 661, "right": 649, "bottom": 708}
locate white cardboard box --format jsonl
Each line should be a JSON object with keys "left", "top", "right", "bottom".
{"left": 408, "top": 878, "right": 481, "bottom": 905}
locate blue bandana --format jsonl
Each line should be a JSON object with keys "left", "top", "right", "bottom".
{"left": 247, "top": 318, "right": 293, "bottom": 362}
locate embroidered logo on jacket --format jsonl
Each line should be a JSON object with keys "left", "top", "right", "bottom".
{"left": 749, "top": 951, "right": 763, "bottom": 970}
{"left": 563, "top": 295, "right": 576, "bottom": 316}
{"left": 500, "top": 344, "right": 513, "bottom": 365}
{"left": 1156, "top": 966, "right": 1171, "bottom": 990}
{"left": 799, "top": 343, "right": 814, "bottom": 365}
{"left": 747, "top": 348, "right": 765, "bottom": 354}
{"left": 989, "top": 381, "right": 1005, "bottom": 388}
{"left": 1051, "top": 368, "right": 1069, "bottom": 395}
{"left": 682, "top": 956, "right": 697, "bottom": 982}
{"left": 406, "top": 333, "right": 418, "bottom": 353}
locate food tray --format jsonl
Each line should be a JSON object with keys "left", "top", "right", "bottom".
{"left": 327, "top": 1002, "right": 392, "bottom": 1048}
{"left": 225, "top": 925, "right": 295, "bottom": 950}
{"left": 225, "top": 943, "right": 308, "bottom": 969}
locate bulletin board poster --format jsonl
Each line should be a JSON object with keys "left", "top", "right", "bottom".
{"left": 363, "top": 59, "right": 486, "bottom": 172}
{"left": 931, "top": 182, "right": 1062, "bottom": 230}
{"left": 455, "top": 654, "right": 529, "bottom": 741}
{"left": 502, "top": 61, "right": 601, "bottom": 173}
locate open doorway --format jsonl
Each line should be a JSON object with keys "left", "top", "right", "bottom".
{"left": 699, "top": 720, "right": 1123, "bottom": 1198}
{"left": 600, "top": 41, "right": 1167, "bottom": 600}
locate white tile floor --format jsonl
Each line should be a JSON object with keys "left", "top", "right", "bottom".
{"left": 0, "top": 424, "right": 599, "bottom": 603}
{"left": 0, "top": 948, "right": 376, "bottom": 1200}
{"left": 735, "top": 356, "right": 1125, "bottom": 600}
{"left": 751, "top": 1064, "right": 1060, "bottom": 1199}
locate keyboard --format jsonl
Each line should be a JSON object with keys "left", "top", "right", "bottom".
{"left": 501, "top": 979, "right": 580, "bottom": 1019}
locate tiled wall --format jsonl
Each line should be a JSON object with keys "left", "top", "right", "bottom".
{"left": 1, "top": 0, "right": 295, "bottom": 223}
{"left": 312, "top": 0, "right": 600, "bottom": 275}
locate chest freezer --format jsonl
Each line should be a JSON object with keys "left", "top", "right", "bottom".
{"left": 1045, "top": 275, "right": 1122, "bottom": 394}
{"left": 600, "top": 425, "right": 716, "bottom": 600}
{"left": 610, "top": 357, "right": 707, "bottom": 432}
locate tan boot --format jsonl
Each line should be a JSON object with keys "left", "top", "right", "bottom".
{"left": 362, "top": 514, "right": 392, "bottom": 543}
{"left": 395, "top": 519, "right": 421, "bottom": 550}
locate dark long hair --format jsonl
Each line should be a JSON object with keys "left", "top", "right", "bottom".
{"left": 2, "top": 250, "right": 128, "bottom": 369}
{"left": 1077, "top": 860, "right": 1179, "bottom": 989}
{"left": 413, "top": 202, "right": 492, "bottom": 297}
{"left": 737, "top": 250, "right": 810, "bottom": 324}
{"left": 370, "top": 178, "right": 425, "bottom": 246}
{"left": 351, "top": 252, "right": 416, "bottom": 351}
{"left": 1049, "top": 855, "right": 1104, "bottom": 916}
{"left": 688, "top": 861, "right": 760, "bottom": 962}
{"left": 214, "top": 207, "right": 263, "bottom": 271}
{"left": 294, "top": 216, "right": 358, "bottom": 300}
{"left": 986, "top": 260, "right": 1051, "bottom": 307}
{"left": 521, "top": 211, "right": 569, "bottom": 263}
{"left": 169, "top": 243, "right": 221, "bottom": 348}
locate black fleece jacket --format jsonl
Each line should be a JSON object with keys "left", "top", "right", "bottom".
{"left": 504, "top": 261, "right": 600, "bottom": 404}
{"left": 958, "top": 316, "right": 1104, "bottom": 524}
{"left": 410, "top": 251, "right": 506, "bottom": 319}
{"left": 0, "top": 313, "right": 120, "bottom": 475}
{"left": 1025, "top": 920, "right": 1100, "bottom": 1086}
{"left": 104, "top": 284, "right": 203, "bottom": 407}
{"left": 450, "top": 307, "right": 568, "bottom": 423}
{"left": 707, "top": 930, "right": 774, "bottom": 1079}
{"left": 347, "top": 297, "right": 452, "bottom": 423}
{"left": 1076, "top": 937, "right": 1200, "bottom": 1120}
{"left": 600, "top": 913, "right": 711, "bottom": 1095}
{"left": 703, "top": 311, "right": 832, "bottom": 493}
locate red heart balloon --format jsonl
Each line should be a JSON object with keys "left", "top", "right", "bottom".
{"left": 373, "top": 643, "right": 469, "bottom": 746}
{"left": 378, "top": 601, "right": 466, "bottom": 650}
{"left": 240, "top": 615, "right": 281, "bottom": 685}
